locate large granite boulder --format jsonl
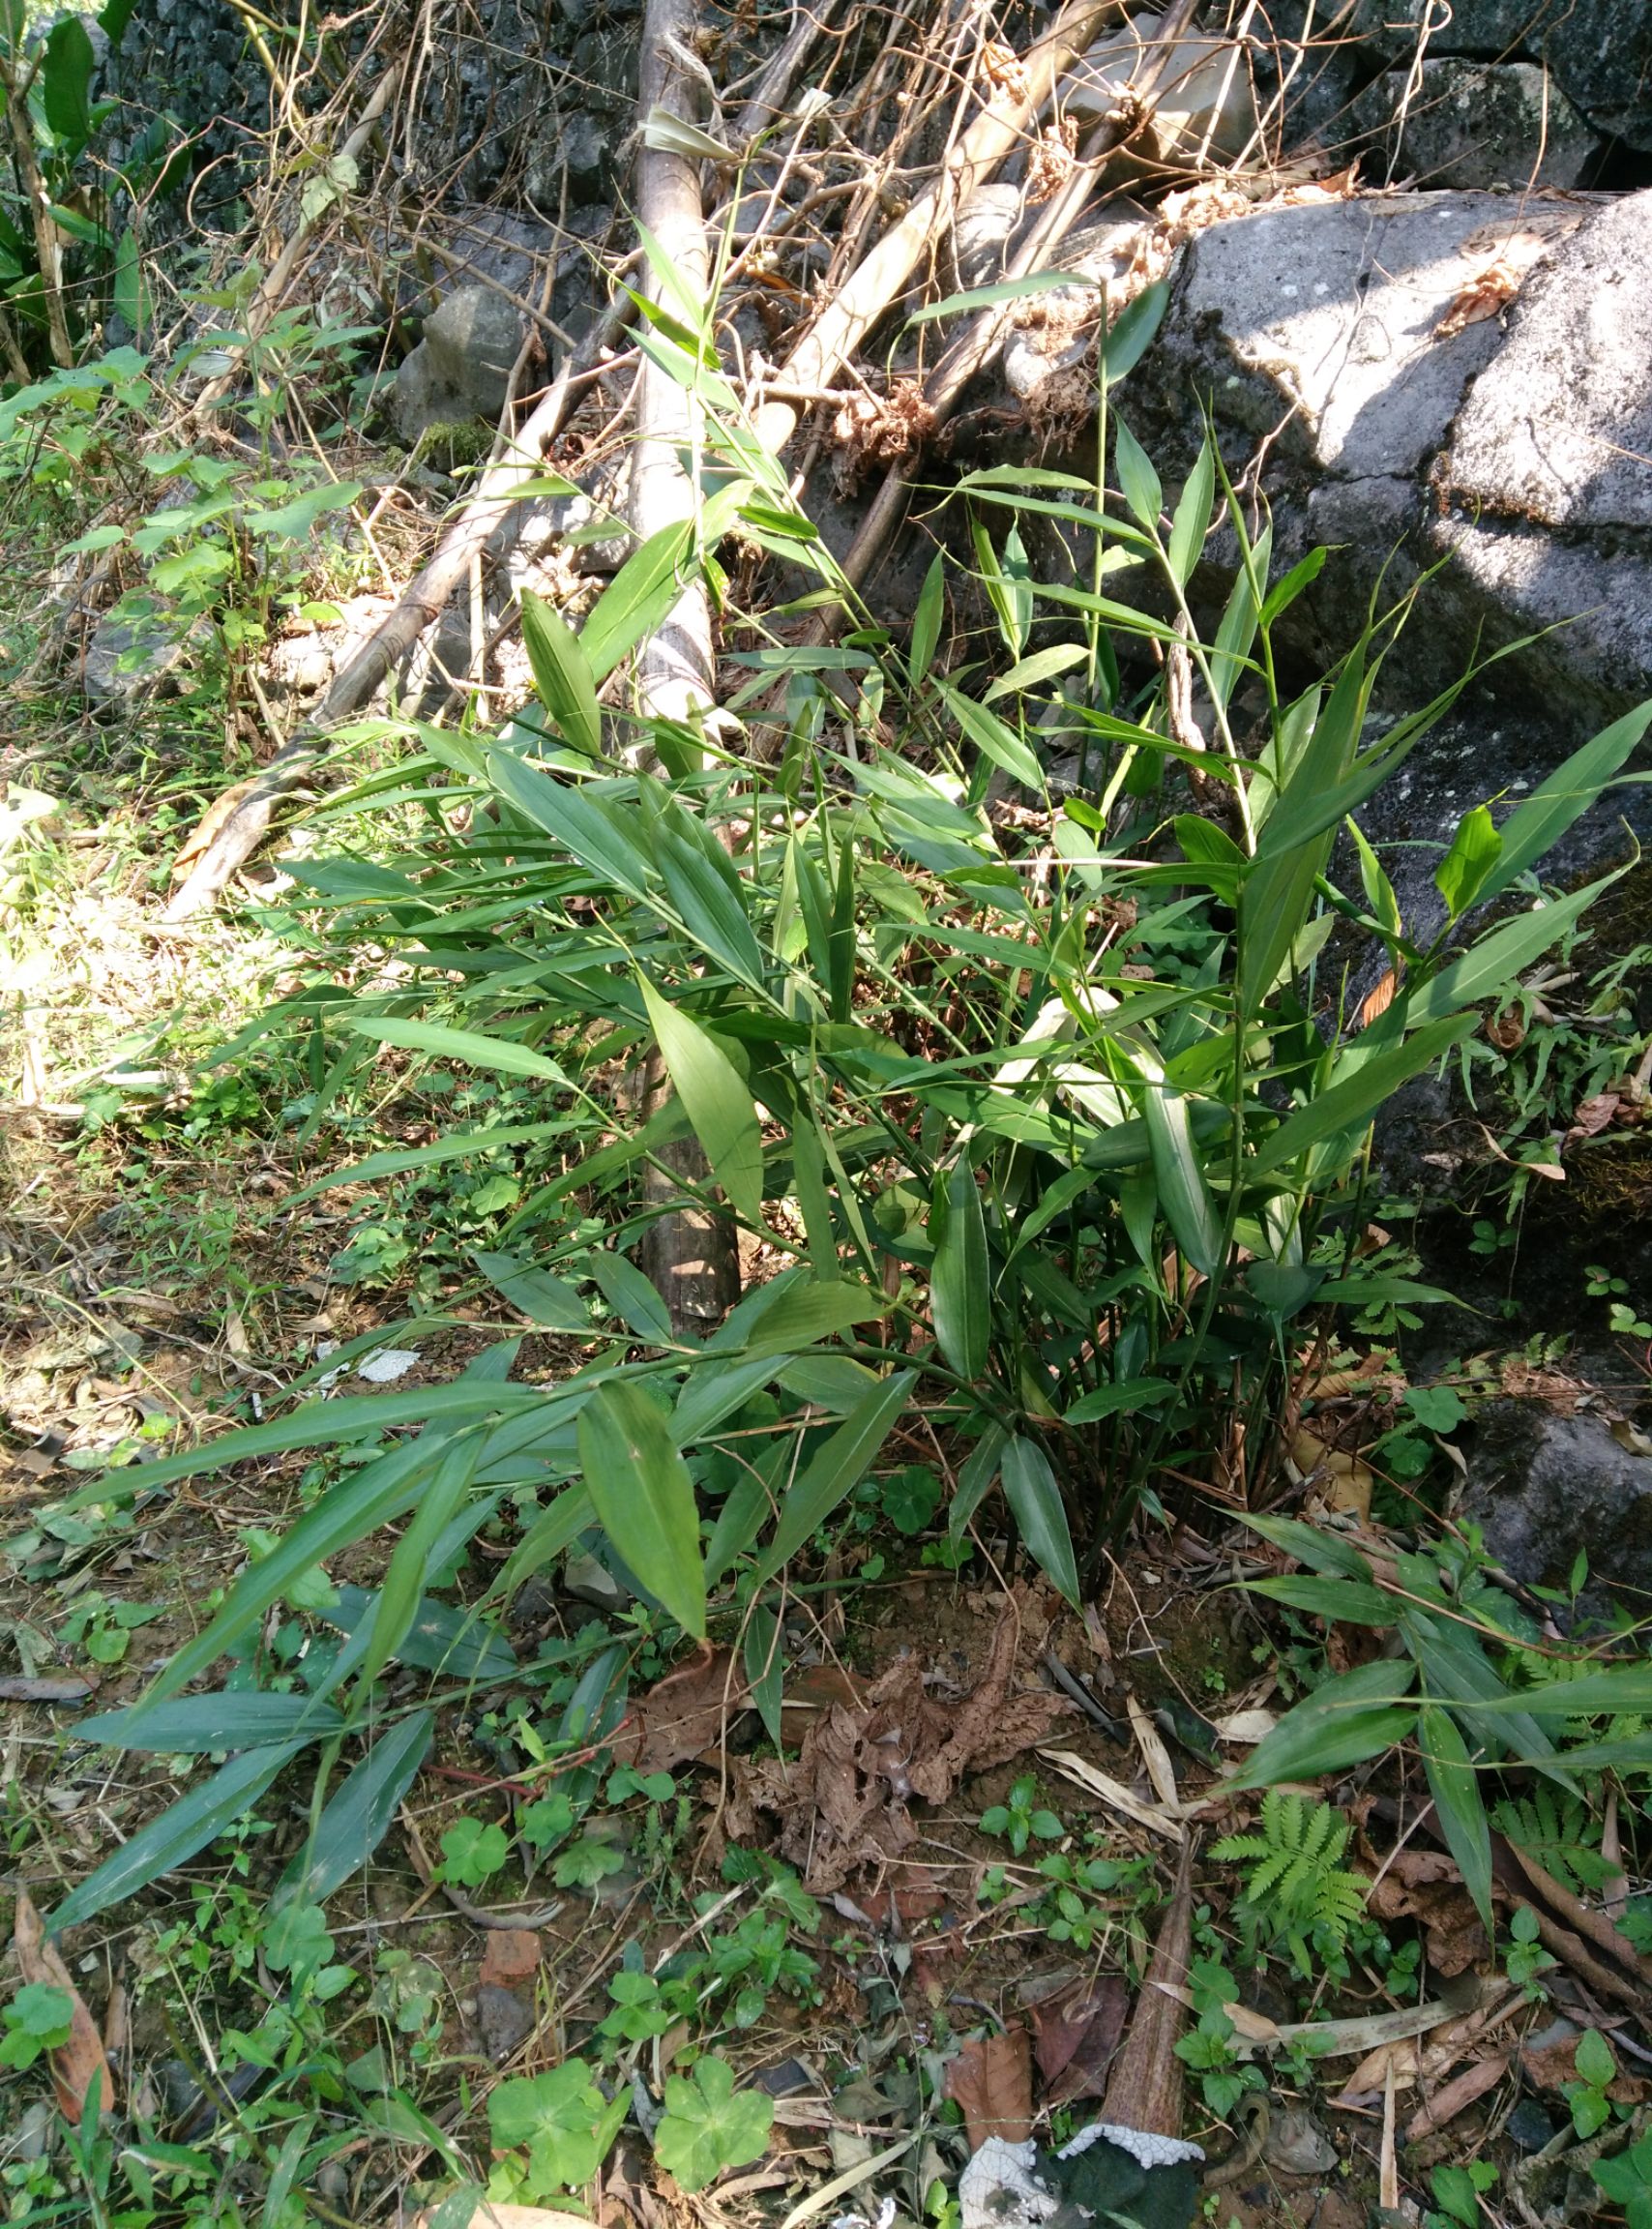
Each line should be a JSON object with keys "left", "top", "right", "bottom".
{"left": 1349, "top": 0, "right": 1652, "bottom": 153}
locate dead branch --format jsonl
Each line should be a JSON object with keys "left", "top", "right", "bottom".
{"left": 161, "top": 293, "right": 635, "bottom": 921}
{"left": 811, "top": 0, "right": 1205, "bottom": 618}
{"left": 751, "top": 0, "right": 1134, "bottom": 460}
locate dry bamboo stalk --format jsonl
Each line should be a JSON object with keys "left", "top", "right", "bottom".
{"left": 629, "top": 0, "right": 740, "bottom": 1337}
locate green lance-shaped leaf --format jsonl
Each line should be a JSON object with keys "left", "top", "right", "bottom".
{"left": 486, "top": 749, "right": 655, "bottom": 898}
{"left": 638, "top": 977, "right": 764, "bottom": 1229}
{"left": 930, "top": 1158, "right": 989, "bottom": 1382}
{"left": 1419, "top": 1705, "right": 1493, "bottom": 1927}
{"left": 1478, "top": 700, "right": 1652, "bottom": 904}
{"left": 49, "top": 1742, "right": 305, "bottom": 1937}
{"left": 577, "top": 1382, "right": 706, "bottom": 1639}
{"left": 519, "top": 590, "right": 602, "bottom": 758}
{"left": 1434, "top": 803, "right": 1501, "bottom": 921}
{"left": 1251, "top": 1011, "right": 1479, "bottom": 1179}
{"left": 752, "top": 1371, "right": 916, "bottom": 1589}
{"left": 1225, "top": 1660, "right": 1418, "bottom": 1791}
{"left": 78, "top": 1693, "right": 341, "bottom": 1754}
{"left": 1166, "top": 437, "right": 1216, "bottom": 589}
{"left": 276, "top": 1709, "right": 434, "bottom": 1912}
{"left": 1000, "top": 1436, "right": 1080, "bottom": 1607}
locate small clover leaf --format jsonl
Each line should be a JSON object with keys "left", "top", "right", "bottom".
{"left": 553, "top": 1839, "right": 627, "bottom": 1890}
{"left": 440, "top": 1816, "right": 509, "bottom": 1887}
{"left": 489, "top": 2059, "right": 620, "bottom": 2194}
{"left": 653, "top": 2055, "right": 774, "bottom": 2193}
{"left": 0, "top": 1983, "right": 74, "bottom": 2070}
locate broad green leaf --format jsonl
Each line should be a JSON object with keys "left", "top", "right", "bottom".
{"left": 671, "top": 1353, "right": 785, "bottom": 1445}
{"left": 639, "top": 978, "right": 764, "bottom": 1229}
{"left": 1479, "top": 701, "right": 1652, "bottom": 902}
{"left": 474, "top": 1251, "right": 589, "bottom": 1332}
{"left": 1251, "top": 1012, "right": 1478, "bottom": 1177}
{"left": 1166, "top": 438, "right": 1216, "bottom": 589}
{"left": 752, "top": 1371, "right": 915, "bottom": 1588}
{"left": 150, "top": 1437, "right": 447, "bottom": 1698}
{"left": 276, "top": 1711, "right": 433, "bottom": 1911}
{"left": 485, "top": 752, "right": 653, "bottom": 898}
{"left": 743, "top": 1603, "right": 783, "bottom": 1746}
{"left": 78, "top": 1693, "right": 343, "bottom": 1754}
{"left": 351, "top": 1440, "right": 477, "bottom": 1698}
{"left": 950, "top": 1425, "right": 1006, "bottom": 1542}
{"left": 984, "top": 643, "right": 1090, "bottom": 703}
{"left": 1248, "top": 1575, "right": 1396, "bottom": 1624}
{"left": 732, "top": 1276, "right": 884, "bottom": 1359}
{"left": 1061, "top": 1378, "right": 1174, "bottom": 1425}
{"left": 1140, "top": 1074, "right": 1222, "bottom": 1276}
{"left": 1408, "top": 874, "right": 1617, "bottom": 1025}
{"left": 1225, "top": 1660, "right": 1418, "bottom": 1790}
{"left": 939, "top": 682, "right": 1045, "bottom": 788}
{"left": 322, "top": 1586, "right": 517, "bottom": 1681}
{"left": 491, "top": 1485, "right": 596, "bottom": 1600}
{"left": 579, "top": 520, "right": 696, "bottom": 682}
{"left": 590, "top": 1250, "right": 675, "bottom": 1343}
{"left": 519, "top": 591, "right": 602, "bottom": 758}
{"left": 347, "top": 1014, "right": 568, "bottom": 1085}
{"left": 904, "top": 269, "right": 1091, "bottom": 324}
{"left": 930, "top": 1159, "right": 989, "bottom": 1382}
{"left": 49, "top": 1743, "right": 304, "bottom": 1936}
{"left": 1000, "top": 1437, "right": 1079, "bottom": 1606}
{"left": 655, "top": 826, "right": 766, "bottom": 990}
{"left": 1434, "top": 804, "right": 1501, "bottom": 920}
{"left": 1101, "top": 282, "right": 1168, "bottom": 386}
{"left": 1113, "top": 416, "right": 1162, "bottom": 530}
{"left": 1238, "top": 649, "right": 1370, "bottom": 1017}
{"left": 43, "top": 18, "right": 97, "bottom": 148}
{"left": 578, "top": 1382, "right": 706, "bottom": 1638}
{"left": 73, "top": 1382, "right": 540, "bottom": 1511}
{"left": 1419, "top": 1705, "right": 1492, "bottom": 1926}
{"left": 909, "top": 552, "right": 944, "bottom": 687}
{"left": 1240, "top": 1513, "right": 1377, "bottom": 1582}
{"left": 654, "top": 2055, "right": 774, "bottom": 2194}
{"left": 1257, "top": 546, "right": 1328, "bottom": 629}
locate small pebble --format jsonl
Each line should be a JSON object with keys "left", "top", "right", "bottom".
{"left": 1507, "top": 2097, "right": 1556, "bottom": 2155}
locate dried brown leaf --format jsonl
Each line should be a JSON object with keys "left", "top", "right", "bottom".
{"left": 1031, "top": 1976, "right": 1128, "bottom": 2105}
{"left": 726, "top": 1590, "right": 1066, "bottom": 1890}
{"left": 617, "top": 1644, "right": 747, "bottom": 1773}
{"left": 945, "top": 2025, "right": 1033, "bottom": 2148}
{"left": 14, "top": 1888, "right": 115, "bottom": 2124}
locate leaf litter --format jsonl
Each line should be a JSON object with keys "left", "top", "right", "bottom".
{"left": 723, "top": 1587, "right": 1070, "bottom": 1891}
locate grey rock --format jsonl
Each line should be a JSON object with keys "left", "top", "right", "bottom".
{"left": 1349, "top": 0, "right": 1652, "bottom": 152}
{"left": 562, "top": 1550, "right": 630, "bottom": 1613}
{"left": 1349, "top": 59, "right": 1596, "bottom": 190}
{"left": 1263, "top": 2107, "right": 1337, "bottom": 2177}
{"left": 15, "top": 2102, "right": 53, "bottom": 2163}
{"left": 83, "top": 597, "right": 191, "bottom": 706}
{"left": 473, "top": 1982, "right": 534, "bottom": 2062}
{"left": 1448, "top": 193, "right": 1652, "bottom": 534}
{"left": 1460, "top": 1403, "right": 1652, "bottom": 1607}
{"left": 393, "top": 285, "right": 525, "bottom": 441}
{"left": 1137, "top": 190, "right": 1519, "bottom": 482}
